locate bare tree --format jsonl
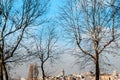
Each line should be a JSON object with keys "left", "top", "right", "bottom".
{"left": 0, "top": 0, "right": 49, "bottom": 80}
{"left": 59, "top": 0, "right": 120, "bottom": 80}
{"left": 33, "top": 26, "right": 58, "bottom": 80}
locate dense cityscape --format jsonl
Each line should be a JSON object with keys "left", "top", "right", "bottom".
{"left": 11, "top": 63, "right": 120, "bottom": 80}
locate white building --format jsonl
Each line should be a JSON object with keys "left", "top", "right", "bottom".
{"left": 20, "top": 78, "right": 26, "bottom": 80}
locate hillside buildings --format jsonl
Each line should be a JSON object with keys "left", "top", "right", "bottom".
{"left": 19, "top": 70, "right": 120, "bottom": 80}
{"left": 18, "top": 64, "right": 120, "bottom": 80}
{"left": 33, "top": 70, "right": 120, "bottom": 80}
{"left": 37, "top": 70, "right": 120, "bottom": 80}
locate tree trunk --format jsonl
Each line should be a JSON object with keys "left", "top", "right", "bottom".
{"left": 3, "top": 63, "right": 9, "bottom": 80}
{"left": 41, "top": 63, "right": 45, "bottom": 80}
{"left": 0, "top": 60, "right": 3, "bottom": 80}
{"left": 95, "top": 54, "right": 100, "bottom": 80}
